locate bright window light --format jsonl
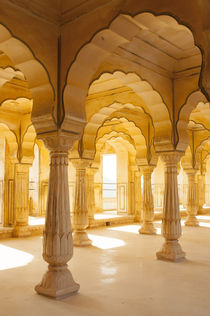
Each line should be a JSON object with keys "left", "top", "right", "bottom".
{"left": 0, "top": 244, "right": 34, "bottom": 270}
{"left": 29, "top": 216, "right": 45, "bottom": 226}
{"left": 88, "top": 234, "right": 125, "bottom": 249}
{"left": 103, "top": 154, "right": 117, "bottom": 198}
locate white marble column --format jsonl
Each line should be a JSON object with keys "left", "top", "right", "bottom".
{"left": 156, "top": 152, "right": 185, "bottom": 262}
{"left": 35, "top": 133, "right": 79, "bottom": 299}
{"left": 135, "top": 170, "right": 142, "bottom": 222}
{"left": 13, "top": 163, "right": 31, "bottom": 237}
{"left": 86, "top": 167, "right": 97, "bottom": 224}
{"left": 185, "top": 169, "right": 199, "bottom": 226}
{"left": 128, "top": 166, "right": 136, "bottom": 215}
{"left": 197, "top": 172, "right": 206, "bottom": 214}
{"left": 139, "top": 166, "right": 156, "bottom": 235}
{"left": 72, "top": 159, "right": 92, "bottom": 246}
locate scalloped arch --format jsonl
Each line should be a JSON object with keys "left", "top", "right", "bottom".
{"left": 0, "top": 122, "right": 18, "bottom": 159}
{"left": 94, "top": 131, "right": 137, "bottom": 164}
{"left": 195, "top": 136, "right": 210, "bottom": 154}
{"left": 83, "top": 101, "right": 152, "bottom": 157}
{"left": 177, "top": 90, "right": 207, "bottom": 151}
{"left": 64, "top": 12, "right": 200, "bottom": 148}
{"left": 87, "top": 71, "right": 169, "bottom": 139}
{"left": 0, "top": 23, "right": 54, "bottom": 132}
{"left": 95, "top": 118, "right": 148, "bottom": 159}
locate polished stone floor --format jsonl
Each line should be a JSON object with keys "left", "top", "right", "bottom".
{"left": 1, "top": 218, "right": 210, "bottom": 316}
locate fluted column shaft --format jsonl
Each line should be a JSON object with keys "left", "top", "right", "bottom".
{"left": 128, "top": 166, "right": 136, "bottom": 215}
{"left": 135, "top": 171, "right": 142, "bottom": 222}
{"left": 198, "top": 173, "right": 206, "bottom": 214}
{"left": 185, "top": 170, "right": 199, "bottom": 226}
{"left": 35, "top": 134, "right": 79, "bottom": 299}
{"left": 86, "top": 168, "right": 96, "bottom": 223}
{"left": 13, "top": 163, "right": 31, "bottom": 237}
{"left": 156, "top": 152, "right": 185, "bottom": 262}
{"left": 72, "top": 159, "right": 91, "bottom": 246}
{"left": 139, "top": 166, "right": 156, "bottom": 234}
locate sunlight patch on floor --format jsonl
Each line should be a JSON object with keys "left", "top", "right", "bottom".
{"left": 94, "top": 213, "right": 124, "bottom": 219}
{"left": 108, "top": 225, "right": 140, "bottom": 234}
{"left": 0, "top": 245, "right": 34, "bottom": 270}
{"left": 199, "top": 222, "right": 210, "bottom": 228}
{"left": 109, "top": 224, "right": 162, "bottom": 235}
{"left": 88, "top": 234, "right": 125, "bottom": 249}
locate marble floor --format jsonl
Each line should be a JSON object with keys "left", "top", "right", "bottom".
{"left": 1, "top": 220, "right": 210, "bottom": 316}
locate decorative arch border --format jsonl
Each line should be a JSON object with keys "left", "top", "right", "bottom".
{"left": 0, "top": 23, "right": 55, "bottom": 132}
{"left": 63, "top": 11, "right": 205, "bottom": 143}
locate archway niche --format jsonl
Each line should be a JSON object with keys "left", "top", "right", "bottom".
{"left": 65, "top": 12, "right": 202, "bottom": 153}
{"left": 29, "top": 143, "right": 39, "bottom": 217}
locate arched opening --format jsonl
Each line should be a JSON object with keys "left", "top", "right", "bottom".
{"left": 206, "top": 155, "right": 210, "bottom": 207}
{"left": 0, "top": 24, "right": 53, "bottom": 233}
{"left": 29, "top": 143, "right": 39, "bottom": 217}
{"left": 65, "top": 12, "right": 202, "bottom": 152}
{"left": 0, "top": 123, "right": 17, "bottom": 226}
{"left": 102, "top": 153, "right": 117, "bottom": 211}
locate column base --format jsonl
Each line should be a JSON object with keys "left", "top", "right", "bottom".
{"left": 197, "top": 208, "right": 206, "bottom": 215}
{"left": 35, "top": 264, "right": 80, "bottom": 299}
{"left": 13, "top": 225, "right": 31, "bottom": 237}
{"left": 73, "top": 230, "right": 92, "bottom": 246}
{"left": 184, "top": 215, "right": 199, "bottom": 227}
{"left": 139, "top": 221, "right": 156, "bottom": 235}
{"left": 156, "top": 240, "right": 185, "bottom": 262}
{"left": 135, "top": 214, "right": 141, "bottom": 222}
{"left": 88, "top": 216, "right": 95, "bottom": 226}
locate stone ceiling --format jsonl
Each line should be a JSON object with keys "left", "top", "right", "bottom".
{"left": 6, "top": 0, "right": 110, "bottom": 24}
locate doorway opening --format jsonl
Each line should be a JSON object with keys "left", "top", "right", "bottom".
{"left": 102, "top": 154, "right": 117, "bottom": 211}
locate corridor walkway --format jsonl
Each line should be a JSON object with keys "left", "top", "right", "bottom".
{"left": 1, "top": 220, "right": 210, "bottom": 316}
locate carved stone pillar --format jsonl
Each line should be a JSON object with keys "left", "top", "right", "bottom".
{"left": 35, "top": 133, "right": 79, "bottom": 299}
{"left": 185, "top": 169, "right": 199, "bottom": 226}
{"left": 13, "top": 163, "right": 31, "bottom": 237}
{"left": 197, "top": 172, "right": 206, "bottom": 214}
{"left": 86, "top": 167, "right": 97, "bottom": 224}
{"left": 135, "top": 170, "right": 142, "bottom": 222}
{"left": 156, "top": 152, "right": 185, "bottom": 262}
{"left": 139, "top": 166, "right": 156, "bottom": 234}
{"left": 128, "top": 166, "right": 136, "bottom": 215}
{"left": 72, "top": 159, "right": 92, "bottom": 246}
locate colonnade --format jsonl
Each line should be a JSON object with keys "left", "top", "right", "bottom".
{"left": 0, "top": 131, "right": 208, "bottom": 299}
{"left": 1, "top": 147, "right": 208, "bottom": 239}
{"left": 33, "top": 139, "right": 209, "bottom": 298}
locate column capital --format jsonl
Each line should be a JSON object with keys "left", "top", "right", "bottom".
{"left": 200, "top": 162, "right": 207, "bottom": 175}
{"left": 38, "top": 130, "right": 78, "bottom": 152}
{"left": 129, "top": 165, "right": 138, "bottom": 172}
{"left": 135, "top": 170, "right": 142, "bottom": 178}
{"left": 71, "top": 158, "right": 92, "bottom": 169}
{"left": 86, "top": 167, "right": 98, "bottom": 176}
{"left": 183, "top": 168, "right": 198, "bottom": 177}
{"left": 15, "top": 162, "right": 32, "bottom": 171}
{"left": 140, "top": 165, "right": 155, "bottom": 174}
{"left": 161, "top": 151, "right": 183, "bottom": 166}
